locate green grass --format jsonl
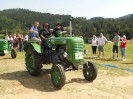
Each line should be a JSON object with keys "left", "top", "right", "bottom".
{"left": 84, "top": 43, "right": 133, "bottom": 76}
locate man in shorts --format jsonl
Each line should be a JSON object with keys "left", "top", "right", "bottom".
{"left": 112, "top": 32, "right": 120, "bottom": 59}
{"left": 97, "top": 33, "right": 107, "bottom": 58}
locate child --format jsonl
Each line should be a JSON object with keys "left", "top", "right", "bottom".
{"left": 120, "top": 35, "right": 127, "bottom": 61}
{"left": 29, "top": 21, "right": 41, "bottom": 43}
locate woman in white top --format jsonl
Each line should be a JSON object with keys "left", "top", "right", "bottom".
{"left": 91, "top": 35, "right": 97, "bottom": 56}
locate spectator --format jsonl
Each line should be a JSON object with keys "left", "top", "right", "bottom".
{"left": 18, "top": 34, "right": 23, "bottom": 52}
{"left": 9, "top": 35, "right": 13, "bottom": 49}
{"left": 13, "top": 33, "right": 17, "bottom": 49}
{"left": 16, "top": 34, "right": 20, "bottom": 49}
{"left": 4, "top": 34, "right": 9, "bottom": 41}
{"left": 91, "top": 35, "right": 97, "bottom": 57}
{"left": 120, "top": 35, "right": 127, "bottom": 61}
{"left": 97, "top": 33, "right": 107, "bottom": 58}
{"left": 112, "top": 32, "right": 120, "bottom": 59}
{"left": 23, "top": 34, "right": 29, "bottom": 45}
{"left": 4, "top": 34, "right": 10, "bottom": 47}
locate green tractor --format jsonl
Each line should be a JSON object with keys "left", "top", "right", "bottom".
{"left": 0, "top": 35, "right": 17, "bottom": 58}
{"left": 24, "top": 31, "right": 97, "bottom": 89}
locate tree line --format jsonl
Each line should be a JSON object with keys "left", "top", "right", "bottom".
{"left": 0, "top": 8, "right": 133, "bottom": 42}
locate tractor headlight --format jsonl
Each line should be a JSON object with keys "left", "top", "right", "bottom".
{"left": 84, "top": 50, "right": 88, "bottom": 55}
{"left": 63, "top": 52, "right": 67, "bottom": 58}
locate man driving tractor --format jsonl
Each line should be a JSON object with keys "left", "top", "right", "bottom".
{"left": 39, "top": 23, "right": 51, "bottom": 57}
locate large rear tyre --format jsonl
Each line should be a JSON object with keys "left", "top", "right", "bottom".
{"left": 11, "top": 49, "right": 17, "bottom": 58}
{"left": 51, "top": 64, "right": 66, "bottom": 89}
{"left": 25, "top": 47, "right": 42, "bottom": 76}
{"left": 83, "top": 61, "right": 97, "bottom": 81}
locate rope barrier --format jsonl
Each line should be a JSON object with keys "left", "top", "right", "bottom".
{"left": 95, "top": 63, "right": 133, "bottom": 73}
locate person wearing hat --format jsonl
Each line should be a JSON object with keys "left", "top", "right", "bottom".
{"left": 112, "top": 32, "right": 120, "bottom": 59}
{"left": 54, "top": 23, "right": 64, "bottom": 37}
{"left": 39, "top": 23, "right": 51, "bottom": 61}
{"left": 39, "top": 23, "right": 51, "bottom": 39}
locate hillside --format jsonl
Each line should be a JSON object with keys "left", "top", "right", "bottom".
{"left": 0, "top": 8, "right": 133, "bottom": 41}
{"left": 90, "top": 17, "right": 105, "bottom": 21}
{"left": 0, "top": 9, "right": 72, "bottom": 32}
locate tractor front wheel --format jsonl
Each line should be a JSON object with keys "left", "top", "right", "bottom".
{"left": 51, "top": 64, "right": 66, "bottom": 89}
{"left": 83, "top": 61, "right": 97, "bottom": 81}
{"left": 11, "top": 49, "right": 17, "bottom": 58}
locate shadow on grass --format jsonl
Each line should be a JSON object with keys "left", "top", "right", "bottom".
{"left": 0, "top": 58, "right": 12, "bottom": 60}
{"left": 85, "top": 56, "right": 120, "bottom": 61}
{"left": 3, "top": 58, "right": 13, "bottom": 59}
{"left": 84, "top": 56, "right": 96, "bottom": 59}
{"left": 95, "top": 57, "right": 122, "bottom": 62}
{"left": 122, "top": 63, "right": 133, "bottom": 64}
{"left": 0, "top": 69, "right": 58, "bottom": 92}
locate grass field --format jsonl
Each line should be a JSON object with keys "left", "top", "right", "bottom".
{"left": 0, "top": 43, "right": 133, "bottom": 99}
{"left": 84, "top": 43, "right": 133, "bottom": 76}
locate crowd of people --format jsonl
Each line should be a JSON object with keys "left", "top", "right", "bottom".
{"left": 4, "top": 33, "right": 29, "bottom": 52}
{"left": 91, "top": 32, "right": 127, "bottom": 61}
{"left": 4, "top": 21, "right": 128, "bottom": 61}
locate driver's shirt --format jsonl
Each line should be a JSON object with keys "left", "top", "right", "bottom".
{"left": 54, "top": 27, "right": 64, "bottom": 37}
{"left": 39, "top": 29, "right": 51, "bottom": 40}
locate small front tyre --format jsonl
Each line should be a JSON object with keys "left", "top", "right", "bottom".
{"left": 11, "top": 49, "right": 17, "bottom": 58}
{"left": 83, "top": 61, "right": 97, "bottom": 81}
{"left": 51, "top": 64, "right": 66, "bottom": 89}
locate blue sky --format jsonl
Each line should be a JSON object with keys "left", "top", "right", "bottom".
{"left": 0, "top": 0, "right": 133, "bottom": 19}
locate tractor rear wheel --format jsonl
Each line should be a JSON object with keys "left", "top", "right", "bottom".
{"left": 51, "top": 64, "right": 66, "bottom": 89}
{"left": 11, "top": 49, "right": 17, "bottom": 58}
{"left": 25, "top": 47, "right": 42, "bottom": 76}
{"left": 83, "top": 61, "right": 97, "bottom": 81}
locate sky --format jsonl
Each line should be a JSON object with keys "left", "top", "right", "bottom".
{"left": 0, "top": 0, "right": 133, "bottom": 19}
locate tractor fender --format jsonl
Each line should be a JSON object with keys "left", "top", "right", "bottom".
{"left": 23, "top": 42, "right": 43, "bottom": 53}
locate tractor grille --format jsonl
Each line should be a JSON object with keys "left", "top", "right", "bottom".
{"left": 67, "top": 41, "right": 84, "bottom": 62}
{"left": 70, "top": 42, "right": 84, "bottom": 53}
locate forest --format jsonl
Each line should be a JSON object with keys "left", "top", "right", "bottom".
{"left": 0, "top": 8, "right": 133, "bottom": 42}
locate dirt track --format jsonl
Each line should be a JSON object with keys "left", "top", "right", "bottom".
{"left": 0, "top": 53, "right": 133, "bottom": 99}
